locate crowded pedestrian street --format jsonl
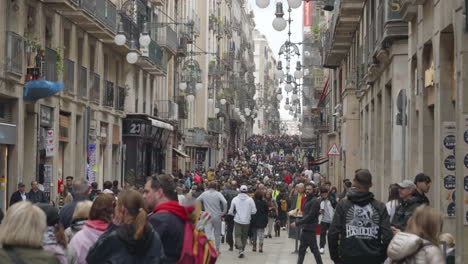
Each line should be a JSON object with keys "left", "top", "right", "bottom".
{"left": 1, "top": 0, "right": 468, "bottom": 263}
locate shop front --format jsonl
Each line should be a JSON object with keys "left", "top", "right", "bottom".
{"left": 0, "top": 121, "right": 16, "bottom": 211}
{"left": 122, "top": 114, "right": 173, "bottom": 187}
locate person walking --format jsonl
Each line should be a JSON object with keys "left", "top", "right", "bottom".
{"left": 87, "top": 190, "right": 165, "bottom": 264}
{"left": 386, "top": 184, "right": 400, "bottom": 223}
{"left": 64, "top": 201, "right": 92, "bottom": 242}
{"left": 143, "top": 174, "right": 187, "bottom": 263}
{"left": 228, "top": 185, "right": 257, "bottom": 258}
{"left": 59, "top": 178, "right": 90, "bottom": 229}
{"left": 69, "top": 194, "right": 114, "bottom": 264}
{"left": 9, "top": 182, "right": 28, "bottom": 206}
{"left": 385, "top": 205, "right": 444, "bottom": 264}
{"left": 250, "top": 190, "right": 268, "bottom": 253}
{"left": 37, "top": 203, "right": 76, "bottom": 264}
{"left": 265, "top": 190, "right": 278, "bottom": 238}
{"left": 28, "top": 180, "right": 48, "bottom": 204}
{"left": 0, "top": 202, "right": 60, "bottom": 264}
{"left": 223, "top": 181, "right": 238, "bottom": 251}
{"left": 391, "top": 180, "right": 424, "bottom": 233}
{"left": 290, "top": 183, "right": 323, "bottom": 264}
{"left": 318, "top": 187, "right": 334, "bottom": 254}
{"left": 413, "top": 173, "right": 431, "bottom": 205}
{"left": 328, "top": 169, "right": 393, "bottom": 264}
{"left": 196, "top": 181, "right": 227, "bottom": 253}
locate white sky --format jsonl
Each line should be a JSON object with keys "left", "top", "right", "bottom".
{"left": 248, "top": 0, "right": 304, "bottom": 121}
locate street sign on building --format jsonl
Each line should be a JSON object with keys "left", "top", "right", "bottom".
{"left": 327, "top": 143, "right": 340, "bottom": 156}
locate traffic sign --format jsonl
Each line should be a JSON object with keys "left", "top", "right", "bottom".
{"left": 327, "top": 143, "right": 340, "bottom": 156}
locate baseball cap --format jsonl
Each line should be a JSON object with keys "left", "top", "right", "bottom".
{"left": 17, "top": 182, "right": 25, "bottom": 187}
{"left": 240, "top": 185, "right": 248, "bottom": 192}
{"left": 397, "top": 180, "right": 416, "bottom": 189}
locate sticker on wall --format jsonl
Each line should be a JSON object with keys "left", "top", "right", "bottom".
{"left": 444, "top": 155, "right": 456, "bottom": 171}
{"left": 447, "top": 202, "right": 456, "bottom": 217}
{"left": 444, "top": 175, "right": 456, "bottom": 190}
{"left": 444, "top": 135, "right": 456, "bottom": 150}
{"left": 465, "top": 129, "right": 468, "bottom": 144}
{"left": 464, "top": 176, "right": 468, "bottom": 192}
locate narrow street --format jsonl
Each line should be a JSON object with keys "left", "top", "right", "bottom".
{"left": 218, "top": 234, "right": 332, "bottom": 264}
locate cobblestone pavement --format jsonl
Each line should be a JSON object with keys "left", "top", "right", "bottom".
{"left": 217, "top": 233, "right": 333, "bottom": 264}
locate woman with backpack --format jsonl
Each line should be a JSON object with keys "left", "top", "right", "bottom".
{"left": 385, "top": 205, "right": 444, "bottom": 264}
{"left": 250, "top": 190, "right": 269, "bottom": 253}
{"left": 86, "top": 189, "right": 165, "bottom": 263}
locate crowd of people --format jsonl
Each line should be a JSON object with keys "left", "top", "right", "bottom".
{"left": 0, "top": 135, "right": 457, "bottom": 264}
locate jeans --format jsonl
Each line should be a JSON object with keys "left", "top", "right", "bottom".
{"left": 298, "top": 228, "right": 323, "bottom": 264}
{"left": 319, "top": 221, "right": 331, "bottom": 248}
{"left": 234, "top": 222, "right": 250, "bottom": 251}
{"left": 205, "top": 216, "right": 222, "bottom": 250}
{"left": 267, "top": 217, "right": 275, "bottom": 236}
{"left": 225, "top": 215, "right": 235, "bottom": 248}
{"left": 251, "top": 227, "right": 265, "bottom": 244}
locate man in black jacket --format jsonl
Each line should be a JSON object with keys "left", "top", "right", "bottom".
{"left": 391, "top": 180, "right": 423, "bottom": 233}
{"left": 291, "top": 183, "right": 323, "bottom": 264}
{"left": 9, "top": 182, "right": 27, "bottom": 206}
{"left": 413, "top": 173, "right": 431, "bottom": 205}
{"left": 144, "top": 174, "right": 185, "bottom": 263}
{"left": 328, "top": 169, "right": 392, "bottom": 264}
{"left": 27, "top": 180, "right": 48, "bottom": 204}
{"left": 222, "top": 181, "right": 238, "bottom": 251}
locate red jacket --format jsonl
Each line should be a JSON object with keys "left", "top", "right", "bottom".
{"left": 284, "top": 174, "right": 291, "bottom": 185}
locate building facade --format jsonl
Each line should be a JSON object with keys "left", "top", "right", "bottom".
{"left": 318, "top": 0, "right": 468, "bottom": 261}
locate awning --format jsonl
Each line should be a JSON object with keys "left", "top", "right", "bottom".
{"left": 173, "top": 148, "right": 190, "bottom": 158}
{"left": 149, "top": 118, "right": 173, "bottom": 131}
{"left": 24, "top": 80, "right": 64, "bottom": 101}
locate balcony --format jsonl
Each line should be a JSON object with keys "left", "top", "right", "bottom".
{"left": 208, "top": 118, "right": 222, "bottom": 134}
{"left": 322, "top": 0, "right": 365, "bottom": 68}
{"left": 157, "top": 26, "right": 178, "bottom": 56}
{"left": 138, "top": 40, "right": 167, "bottom": 76}
{"left": 103, "top": 80, "right": 114, "bottom": 107}
{"left": 177, "top": 96, "right": 188, "bottom": 119}
{"left": 63, "top": 58, "right": 75, "bottom": 93}
{"left": 185, "top": 128, "right": 207, "bottom": 146}
{"left": 90, "top": 73, "right": 100, "bottom": 104}
{"left": 78, "top": 66, "right": 88, "bottom": 98}
{"left": 222, "top": 52, "right": 234, "bottom": 70}
{"left": 57, "top": 0, "right": 117, "bottom": 44}
{"left": 116, "top": 86, "right": 125, "bottom": 111}
{"left": 154, "top": 100, "right": 178, "bottom": 121}
{"left": 5, "top": 31, "right": 24, "bottom": 77}
{"left": 177, "top": 36, "right": 188, "bottom": 57}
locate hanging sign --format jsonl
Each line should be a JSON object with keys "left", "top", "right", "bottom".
{"left": 45, "top": 129, "right": 55, "bottom": 157}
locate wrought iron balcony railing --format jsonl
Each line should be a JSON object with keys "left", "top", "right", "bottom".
{"left": 78, "top": 66, "right": 88, "bottom": 98}
{"left": 63, "top": 58, "right": 75, "bottom": 93}
{"left": 117, "top": 86, "right": 125, "bottom": 111}
{"left": 90, "top": 73, "right": 100, "bottom": 104}
{"left": 103, "top": 80, "right": 114, "bottom": 107}
{"left": 157, "top": 26, "right": 178, "bottom": 55}
{"left": 5, "top": 31, "right": 24, "bottom": 76}
{"left": 44, "top": 48, "right": 58, "bottom": 82}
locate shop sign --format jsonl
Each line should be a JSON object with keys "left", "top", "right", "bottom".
{"left": 0, "top": 123, "right": 16, "bottom": 145}
{"left": 40, "top": 105, "right": 53, "bottom": 127}
{"left": 45, "top": 129, "right": 55, "bottom": 157}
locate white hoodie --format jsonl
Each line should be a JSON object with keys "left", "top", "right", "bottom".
{"left": 228, "top": 193, "right": 257, "bottom": 225}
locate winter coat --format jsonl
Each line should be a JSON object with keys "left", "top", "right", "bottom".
{"left": 9, "top": 190, "right": 27, "bottom": 206}
{"left": 295, "top": 195, "right": 321, "bottom": 231}
{"left": 228, "top": 193, "right": 257, "bottom": 224}
{"left": 86, "top": 224, "right": 165, "bottom": 264}
{"left": 250, "top": 199, "right": 269, "bottom": 228}
{"left": 328, "top": 189, "right": 393, "bottom": 264}
{"left": 42, "top": 226, "right": 76, "bottom": 264}
{"left": 391, "top": 197, "right": 424, "bottom": 231}
{"left": 384, "top": 232, "right": 444, "bottom": 264}
{"left": 69, "top": 220, "right": 108, "bottom": 264}
{"left": 28, "top": 190, "right": 48, "bottom": 203}
{"left": 65, "top": 218, "right": 87, "bottom": 243}
{"left": 0, "top": 246, "right": 60, "bottom": 264}
{"left": 412, "top": 190, "right": 430, "bottom": 205}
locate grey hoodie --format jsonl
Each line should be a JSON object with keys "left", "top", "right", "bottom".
{"left": 197, "top": 189, "right": 227, "bottom": 219}
{"left": 228, "top": 193, "right": 257, "bottom": 224}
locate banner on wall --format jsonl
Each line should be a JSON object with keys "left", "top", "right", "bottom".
{"left": 87, "top": 144, "right": 97, "bottom": 183}
{"left": 303, "top": 1, "right": 312, "bottom": 34}
{"left": 442, "top": 121, "right": 456, "bottom": 217}
{"left": 45, "top": 129, "right": 55, "bottom": 157}
{"left": 43, "top": 164, "right": 52, "bottom": 193}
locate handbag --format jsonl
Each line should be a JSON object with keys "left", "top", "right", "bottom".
{"left": 268, "top": 209, "right": 277, "bottom": 218}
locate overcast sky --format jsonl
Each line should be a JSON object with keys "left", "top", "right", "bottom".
{"left": 248, "top": 0, "right": 304, "bottom": 121}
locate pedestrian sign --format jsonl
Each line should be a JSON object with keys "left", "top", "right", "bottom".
{"left": 327, "top": 143, "right": 340, "bottom": 156}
